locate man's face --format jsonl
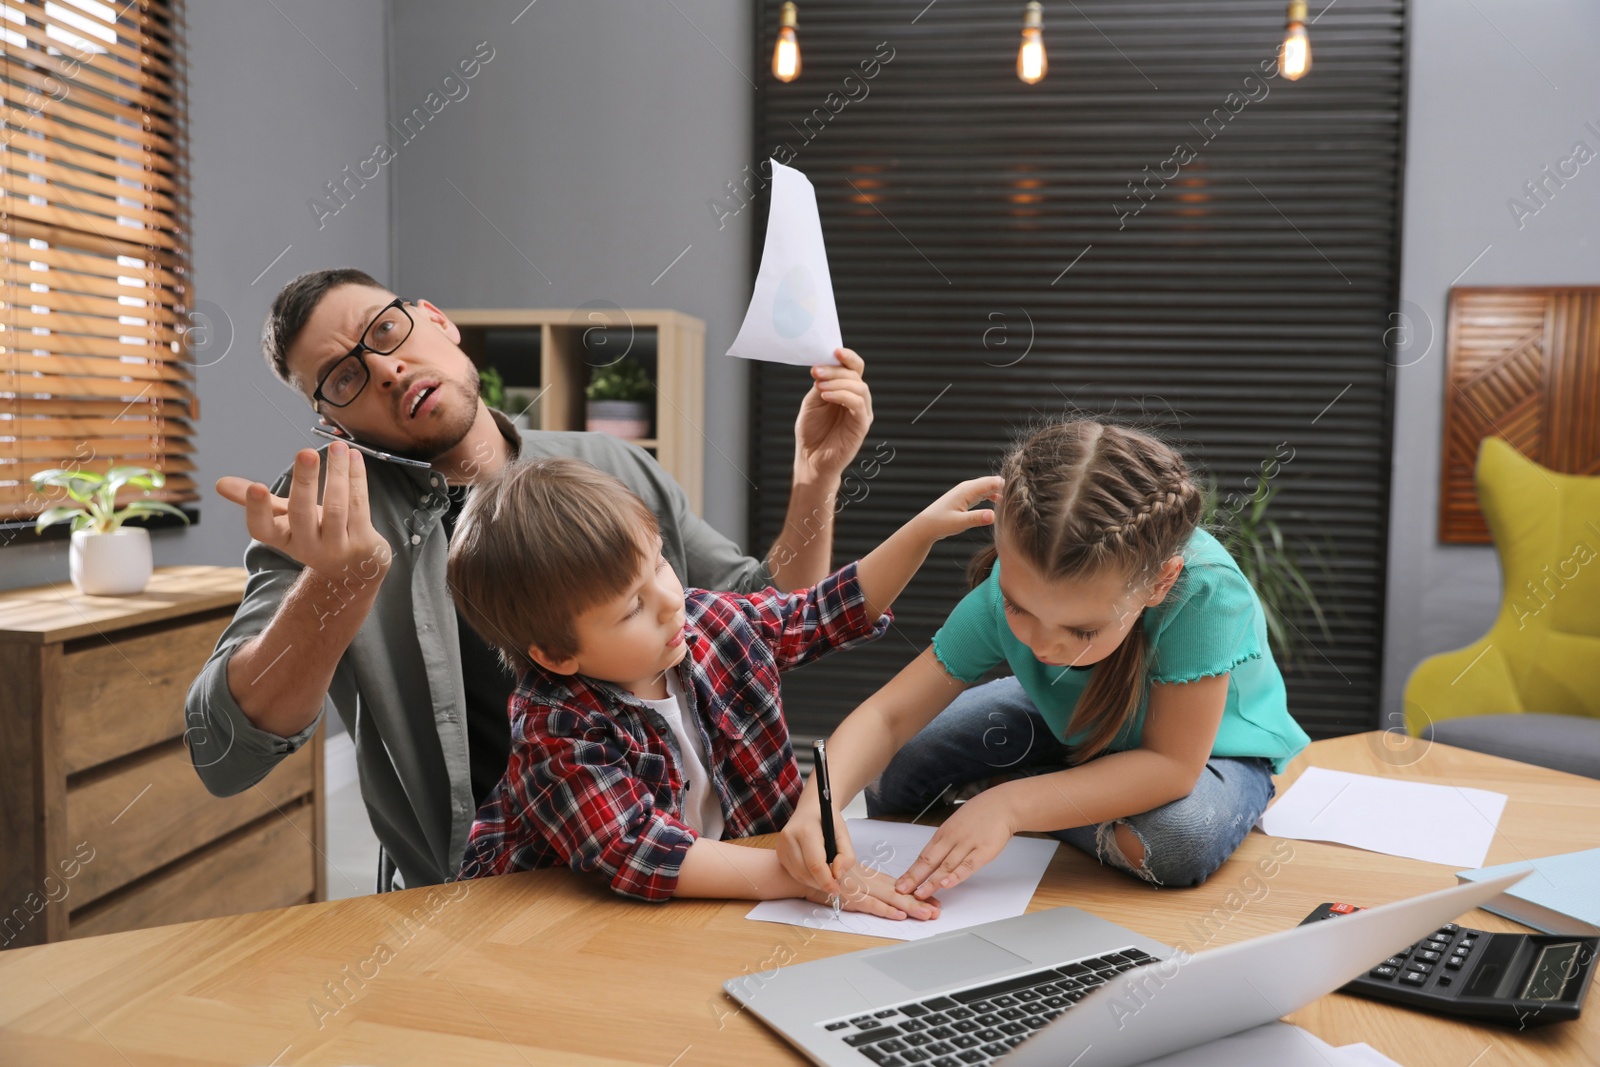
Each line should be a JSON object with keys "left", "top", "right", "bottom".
{"left": 285, "top": 284, "right": 481, "bottom": 460}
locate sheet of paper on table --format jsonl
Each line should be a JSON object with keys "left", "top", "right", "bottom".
{"left": 725, "top": 159, "right": 844, "bottom": 367}
{"left": 744, "top": 818, "right": 1057, "bottom": 941}
{"left": 1134, "top": 1023, "right": 1405, "bottom": 1066}
{"left": 1256, "top": 766, "right": 1506, "bottom": 868}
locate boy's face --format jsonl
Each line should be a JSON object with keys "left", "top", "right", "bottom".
{"left": 530, "top": 535, "right": 689, "bottom": 696}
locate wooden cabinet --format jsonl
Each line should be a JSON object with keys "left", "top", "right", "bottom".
{"left": 0, "top": 566, "right": 324, "bottom": 949}
{"left": 448, "top": 308, "right": 707, "bottom": 515}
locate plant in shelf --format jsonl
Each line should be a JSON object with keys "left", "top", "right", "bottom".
{"left": 31, "top": 466, "right": 189, "bottom": 596}
{"left": 478, "top": 365, "right": 507, "bottom": 413}
{"left": 585, "top": 358, "right": 654, "bottom": 441}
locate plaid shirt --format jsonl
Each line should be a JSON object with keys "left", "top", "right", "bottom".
{"left": 457, "top": 561, "right": 890, "bottom": 901}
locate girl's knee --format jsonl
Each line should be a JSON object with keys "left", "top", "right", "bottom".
{"left": 1102, "top": 818, "right": 1229, "bottom": 888}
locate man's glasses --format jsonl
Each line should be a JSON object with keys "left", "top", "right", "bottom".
{"left": 312, "top": 298, "right": 415, "bottom": 410}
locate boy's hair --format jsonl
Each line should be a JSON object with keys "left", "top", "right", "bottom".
{"left": 447, "top": 457, "right": 661, "bottom": 673}
{"left": 969, "top": 419, "right": 1203, "bottom": 763}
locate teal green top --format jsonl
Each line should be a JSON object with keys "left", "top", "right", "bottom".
{"left": 931, "top": 528, "right": 1310, "bottom": 774}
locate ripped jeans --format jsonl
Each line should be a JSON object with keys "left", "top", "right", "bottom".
{"left": 864, "top": 677, "right": 1277, "bottom": 888}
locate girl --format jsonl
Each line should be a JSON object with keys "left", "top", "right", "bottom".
{"left": 779, "top": 419, "right": 1310, "bottom": 905}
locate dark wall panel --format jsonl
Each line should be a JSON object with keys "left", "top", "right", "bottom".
{"left": 749, "top": 0, "right": 1406, "bottom": 745}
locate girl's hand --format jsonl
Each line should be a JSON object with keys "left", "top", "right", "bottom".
{"left": 915, "top": 476, "right": 1003, "bottom": 544}
{"left": 895, "top": 787, "right": 1019, "bottom": 900}
{"left": 777, "top": 787, "right": 858, "bottom": 897}
{"left": 805, "top": 864, "right": 943, "bottom": 921}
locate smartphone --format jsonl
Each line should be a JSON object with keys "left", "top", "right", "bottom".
{"left": 311, "top": 426, "right": 432, "bottom": 469}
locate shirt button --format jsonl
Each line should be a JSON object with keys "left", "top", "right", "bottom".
{"left": 431, "top": 475, "right": 443, "bottom": 487}
{"left": 410, "top": 534, "right": 422, "bottom": 545}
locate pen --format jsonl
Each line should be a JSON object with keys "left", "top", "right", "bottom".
{"left": 814, "top": 740, "right": 841, "bottom": 922}
{"left": 311, "top": 427, "right": 433, "bottom": 469}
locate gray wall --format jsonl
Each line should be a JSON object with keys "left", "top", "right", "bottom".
{"left": 0, "top": 0, "right": 391, "bottom": 592}
{"left": 1382, "top": 0, "right": 1600, "bottom": 722}
{"left": 386, "top": 0, "right": 755, "bottom": 541}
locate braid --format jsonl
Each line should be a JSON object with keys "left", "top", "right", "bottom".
{"left": 974, "top": 417, "right": 1204, "bottom": 762}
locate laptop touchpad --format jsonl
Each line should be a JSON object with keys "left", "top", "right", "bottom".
{"left": 864, "top": 934, "right": 1032, "bottom": 993}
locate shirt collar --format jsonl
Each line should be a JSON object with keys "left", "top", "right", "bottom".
{"left": 392, "top": 407, "right": 522, "bottom": 493}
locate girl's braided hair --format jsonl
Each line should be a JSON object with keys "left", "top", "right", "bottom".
{"left": 968, "top": 419, "right": 1203, "bottom": 761}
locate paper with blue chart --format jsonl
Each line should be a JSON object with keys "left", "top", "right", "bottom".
{"left": 726, "top": 160, "right": 844, "bottom": 367}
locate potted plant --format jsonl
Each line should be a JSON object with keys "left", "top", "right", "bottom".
{"left": 1202, "top": 465, "right": 1332, "bottom": 670}
{"left": 31, "top": 466, "right": 189, "bottom": 596}
{"left": 585, "top": 358, "right": 654, "bottom": 440}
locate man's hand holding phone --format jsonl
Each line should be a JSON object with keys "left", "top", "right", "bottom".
{"left": 216, "top": 440, "right": 392, "bottom": 582}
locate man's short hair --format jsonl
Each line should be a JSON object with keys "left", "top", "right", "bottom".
{"left": 262, "top": 268, "right": 384, "bottom": 387}
{"left": 447, "top": 457, "right": 662, "bottom": 673}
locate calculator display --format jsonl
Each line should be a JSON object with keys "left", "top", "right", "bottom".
{"left": 1522, "top": 942, "right": 1582, "bottom": 1001}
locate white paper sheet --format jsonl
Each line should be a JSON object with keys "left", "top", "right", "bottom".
{"left": 1133, "top": 1023, "right": 1392, "bottom": 1066}
{"left": 1332, "top": 1043, "right": 1406, "bottom": 1066}
{"left": 744, "top": 818, "right": 1057, "bottom": 941}
{"left": 726, "top": 160, "right": 844, "bottom": 367}
{"left": 1256, "top": 766, "right": 1506, "bottom": 868}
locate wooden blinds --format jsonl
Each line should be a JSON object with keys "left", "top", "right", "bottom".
{"left": 1, "top": 0, "right": 192, "bottom": 522}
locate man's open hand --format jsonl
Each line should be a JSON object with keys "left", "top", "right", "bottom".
{"left": 215, "top": 441, "right": 392, "bottom": 581}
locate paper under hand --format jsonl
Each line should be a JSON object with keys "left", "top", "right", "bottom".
{"left": 726, "top": 160, "right": 844, "bottom": 367}
{"left": 745, "top": 818, "right": 1058, "bottom": 941}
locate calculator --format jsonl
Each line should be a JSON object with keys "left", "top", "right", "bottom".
{"left": 1301, "top": 902, "right": 1599, "bottom": 1027}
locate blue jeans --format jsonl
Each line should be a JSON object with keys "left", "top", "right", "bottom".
{"left": 864, "top": 677, "right": 1277, "bottom": 888}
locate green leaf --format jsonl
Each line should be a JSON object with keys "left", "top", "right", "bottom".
{"left": 107, "top": 466, "right": 163, "bottom": 495}
{"left": 33, "top": 506, "right": 84, "bottom": 533}
{"left": 117, "top": 500, "right": 191, "bottom": 526}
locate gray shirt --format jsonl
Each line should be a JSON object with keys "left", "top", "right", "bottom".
{"left": 184, "top": 414, "right": 772, "bottom": 889}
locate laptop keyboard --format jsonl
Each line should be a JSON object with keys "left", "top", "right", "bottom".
{"left": 819, "top": 946, "right": 1159, "bottom": 1067}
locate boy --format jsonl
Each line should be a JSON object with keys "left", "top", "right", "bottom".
{"left": 449, "top": 457, "right": 998, "bottom": 919}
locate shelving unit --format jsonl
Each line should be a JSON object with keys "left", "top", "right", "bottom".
{"left": 447, "top": 308, "right": 706, "bottom": 515}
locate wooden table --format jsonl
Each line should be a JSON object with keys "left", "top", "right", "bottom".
{"left": 2, "top": 733, "right": 1596, "bottom": 1066}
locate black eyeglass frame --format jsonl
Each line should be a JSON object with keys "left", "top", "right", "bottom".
{"left": 311, "top": 297, "right": 415, "bottom": 412}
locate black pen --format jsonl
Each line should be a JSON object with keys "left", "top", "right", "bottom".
{"left": 813, "top": 739, "right": 840, "bottom": 919}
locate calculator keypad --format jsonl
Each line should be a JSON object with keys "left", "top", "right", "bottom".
{"left": 1364, "top": 923, "right": 1486, "bottom": 989}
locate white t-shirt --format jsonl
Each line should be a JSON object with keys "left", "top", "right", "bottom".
{"left": 638, "top": 671, "right": 725, "bottom": 841}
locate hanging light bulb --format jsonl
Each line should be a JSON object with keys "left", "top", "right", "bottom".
{"left": 1017, "top": 2, "right": 1046, "bottom": 85}
{"left": 772, "top": 2, "right": 801, "bottom": 83}
{"left": 1278, "top": 0, "right": 1311, "bottom": 81}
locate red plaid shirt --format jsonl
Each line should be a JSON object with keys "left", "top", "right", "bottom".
{"left": 456, "top": 561, "right": 890, "bottom": 900}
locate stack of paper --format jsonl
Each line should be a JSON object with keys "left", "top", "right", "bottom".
{"left": 1458, "top": 847, "right": 1600, "bottom": 934}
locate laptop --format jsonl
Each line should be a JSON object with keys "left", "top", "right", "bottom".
{"left": 724, "top": 867, "right": 1529, "bottom": 1067}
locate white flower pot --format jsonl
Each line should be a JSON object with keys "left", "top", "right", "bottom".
{"left": 70, "top": 527, "right": 153, "bottom": 596}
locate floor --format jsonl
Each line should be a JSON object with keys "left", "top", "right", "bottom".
{"left": 321, "top": 755, "right": 870, "bottom": 900}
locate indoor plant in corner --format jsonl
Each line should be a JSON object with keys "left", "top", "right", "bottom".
{"left": 31, "top": 466, "right": 189, "bottom": 596}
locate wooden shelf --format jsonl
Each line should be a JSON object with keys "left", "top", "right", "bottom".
{"left": 448, "top": 309, "right": 705, "bottom": 515}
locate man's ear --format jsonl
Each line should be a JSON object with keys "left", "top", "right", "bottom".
{"left": 414, "top": 298, "right": 461, "bottom": 345}
{"left": 527, "top": 642, "right": 579, "bottom": 676}
{"left": 1144, "top": 555, "right": 1185, "bottom": 606}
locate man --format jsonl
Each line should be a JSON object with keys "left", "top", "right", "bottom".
{"left": 184, "top": 268, "right": 873, "bottom": 889}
